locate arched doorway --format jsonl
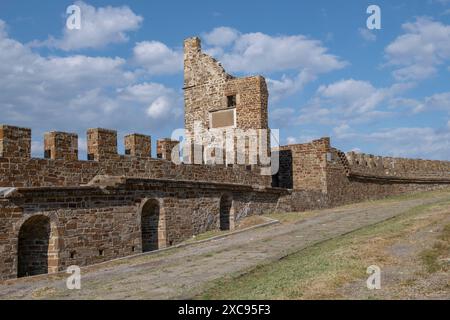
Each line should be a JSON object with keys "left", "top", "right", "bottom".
{"left": 141, "top": 199, "right": 165, "bottom": 252}
{"left": 17, "top": 215, "right": 52, "bottom": 278}
{"left": 219, "top": 194, "right": 233, "bottom": 231}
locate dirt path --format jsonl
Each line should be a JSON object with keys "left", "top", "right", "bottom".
{"left": 1, "top": 191, "right": 450, "bottom": 300}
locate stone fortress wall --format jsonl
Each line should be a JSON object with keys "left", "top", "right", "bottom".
{"left": 274, "top": 138, "right": 450, "bottom": 210}
{"left": 1, "top": 36, "right": 450, "bottom": 280}
{"left": 0, "top": 125, "right": 270, "bottom": 188}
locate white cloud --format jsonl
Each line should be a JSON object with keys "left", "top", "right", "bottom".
{"left": 132, "top": 41, "right": 183, "bottom": 75}
{"left": 203, "top": 27, "right": 239, "bottom": 47}
{"left": 297, "top": 79, "right": 414, "bottom": 125}
{"left": 340, "top": 126, "right": 450, "bottom": 160}
{"left": 146, "top": 96, "right": 181, "bottom": 119}
{"left": 32, "top": 1, "right": 143, "bottom": 51}
{"left": 391, "top": 91, "right": 450, "bottom": 113}
{"left": 358, "top": 28, "right": 376, "bottom": 42}
{"left": 216, "top": 32, "right": 347, "bottom": 74}
{"left": 134, "top": 26, "right": 346, "bottom": 99}
{"left": 118, "top": 82, "right": 175, "bottom": 102}
{"left": 267, "top": 70, "right": 316, "bottom": 102}
{"left": 329, "top": 120, "right": 450, "bottom": 160}
{"left": 200, "top": 27, "right": 347, "bottom": 101}
{"left": 385, "top": 17, "right": 450, "bottom": 81}
{"left": 0, "top": 19, "right": 182, "bottom": 157}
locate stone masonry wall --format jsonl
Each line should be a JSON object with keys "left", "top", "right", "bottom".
{"left": 326, "top": 147, "right": 450, "bottom": 206}
{"left": 346, "top": 151, "right": 450, "bottom": 180}
{"left": 277, "top": 138, "right": 330, "bottom": 192}
{"left": 0, "top": 125, "right": 31, "bottom": 159}
{"left": 0, "top": 178, "right": 286, "bottom": 280}
{"left": 183, "top": 37, "right": 270, "bottom": 166}
{"left": 0, "top": 125, "right": 270, "bottom": 188}
{"left": 157, "top": 139, "right": 179, "bottom": 161}
{"left": 124, "top": 133, "right": 151, "bottom": 158}
{"left": 44, "top": 131, "right": 78, "bottom": 161}
{"left": 277, "top": 138, "right": 450, "bottom": 207}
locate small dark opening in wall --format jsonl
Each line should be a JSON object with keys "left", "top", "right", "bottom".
{"left": 70, "top": 251, "right": 76, "bottom": 259}
{"left": 227, "top": 95, "right": 236, "bottom": 108}
{"left": 131, "top": 246, "right": 135, "bottom": 252}
{"left": 87, "top": 153, "right": 95, "bottom": 161}
{"left": 227, "top": 164, "right": 233, "bottom": 168}
{"left": 169, "top": 241, "right": 173, "bottom": 246}
{"left": 157, "top": 153, "right": 162, "bottom": 159}
{"left": 44, "top": 150, "right": 51, "bottom": 159}
{"left": 98, "top": 249, "right": 104, "bottom": 256}
{"left": 125, "top": 149, "right": 131, "bottom": 155}
{"left": 246, "top": 165, "right": 252, "bottom": 171}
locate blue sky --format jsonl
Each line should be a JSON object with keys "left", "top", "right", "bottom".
{"left": 0, "top": 0, "right": 450, "bottom": 159}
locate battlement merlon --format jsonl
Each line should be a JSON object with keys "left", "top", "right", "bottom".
{"left": 44, "top": 131, "right": 78, "bottom": 161}
{"left": 0, "top": 125, "right": 158, "bottom": 161}
{"left": 157, "top": 138, "right": 179, "bottom": 161}
{"left": 124, "top": 133, "right": 151, "bottom": 158}
{"left": 0, "top": 125, "right": 31, "bottom": 159}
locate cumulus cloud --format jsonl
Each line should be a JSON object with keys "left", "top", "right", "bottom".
{"left": 132, "top": 41, "right": 183, "bottom": 75}
{"left": 200, "top": 27, "right": 347, "bottom": 101}
{"left": 297, "top": 79, "right": 414, "bottom": 125}
{"left": 130, "top": 26, "right": 345, "bottom": 99}
{"left": 203, "top": 27, "right": 239, "bottom": 47}
{"left": 385, "top": 17, "right": 450, "bottom": 81}
{"left": 32, "top": 1, "right": 143, "bottom": 51}
{"left": 0, "top": 19, "right": 182, "bottom": 157}
{"left": 216, "top": 32, "right": 347, "bottom": 74}
{"left": 267, "top": 70, "right": 316, "bottom": 102}
{"left": 337, "top": 125, "right": 450, "bottom": 160}
{"left": 358, "top": 28, "right": 377, "bottom": 42}
{"left": 390, "top": 91, "right": 450, "bottom": 113}
{"left": 146, "top": 96, "right": 181, "bottom": 119}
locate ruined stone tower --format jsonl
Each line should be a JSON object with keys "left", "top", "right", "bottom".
{"left": 183, "top": 37, "right": 270, "bottom": 167}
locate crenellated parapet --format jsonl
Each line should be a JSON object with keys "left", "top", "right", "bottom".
{"left": 0, "top": 124, "right": 271, "bottom": 188}
{"left": 276, "top": 137, "right": 450, "bottom": 194}
{"left": 344, "top": 151, "right": 450, "bottom": 180}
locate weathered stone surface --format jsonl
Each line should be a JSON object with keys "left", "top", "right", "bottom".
{"left": 1, "top": 35, "right": 450, "bottom": 281}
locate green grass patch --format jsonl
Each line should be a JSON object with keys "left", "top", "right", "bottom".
{"left": 197, "top": 200, "right": 450, "bottom": 300}
{"left": 420, "top": 223, "right": 450, "bottom": 273}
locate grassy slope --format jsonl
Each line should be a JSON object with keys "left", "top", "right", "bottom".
{"left": 197, "top": 198, "right": 450, "bottom": 300}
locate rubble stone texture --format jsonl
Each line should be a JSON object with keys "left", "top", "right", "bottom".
{"left": 44, "top": 131, "right": 78, "bottom": 161}
{"left": 124, "top": 134, "right": 151, "bottom": 158}
{"left": 0, "top": 37, "right": 450, "bottom": 280}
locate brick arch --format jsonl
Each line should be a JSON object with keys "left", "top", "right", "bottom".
{"left": 219, "top": 193, "right": 234, "bottom": 231}
{"left": 138, "top": 198, "right": 167, "bottom": 252}
{"left": 17, "top": 214, "right": 60, "bottom": 278}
